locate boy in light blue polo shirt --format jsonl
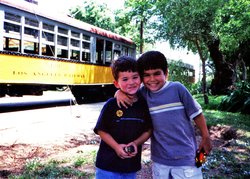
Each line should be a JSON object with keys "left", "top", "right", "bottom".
{"left": 94, "top": 56, "right": 152, "bottom": 179}
{"left": 116, "top": 51, "right": 212, "bottom": 179}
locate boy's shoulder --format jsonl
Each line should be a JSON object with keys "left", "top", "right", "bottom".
{"left": 103, "top": 97, "right": 118, "bottom": 108}
{"left": 105, "top": 97, "right": 116, "bottom": 103}
{"left": 168, "top": 81, "right": 186, "bottom": 89}
{"left": 139, "top": 81, "right": 183, "bottom": 94}
{"left": 169, "top": 81, "right": 183, "bottom": 86}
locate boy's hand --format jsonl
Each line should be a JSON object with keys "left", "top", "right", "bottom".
{"left": 115, "top": 144, "right": 133, "bottom": 159}
{"left": 125, "top": 141, "right": 138, "bottom": 157}
{"left": 114, "top": 90, "right": 133, "bottom": 108}
{"left": 199, "top": 136, "right": 212, "bottom": 155}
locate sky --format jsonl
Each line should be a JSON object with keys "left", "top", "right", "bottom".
{"left": 36, "top": 0, "right": 200, "bottom": 79}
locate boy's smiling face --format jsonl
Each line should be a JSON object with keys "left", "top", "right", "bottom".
{"left": 114, "top": 71, "right": 141, "bottom": 95}
{"left": 142, "top": 68, "right": 168, "bottom": 92}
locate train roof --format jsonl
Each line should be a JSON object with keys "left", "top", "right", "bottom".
{"left": 0, "top": 0, "right": 135, "bottom": 45}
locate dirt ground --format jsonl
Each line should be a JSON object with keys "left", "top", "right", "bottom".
{"left": 0, "top": 124, "right": 236, "bottom": 178}
{"left": 0, "top": 100, "right": 245, "bottom": 178}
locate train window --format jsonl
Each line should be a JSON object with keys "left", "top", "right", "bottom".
{"left": 71, "top": 50, "right": 80, "bottom": 60}
{"left": 71, "top": 31, "right": 80, "bottom": 38}
{"left": 114, "top": 50, "right": 121, "bottom": 60}
{"left": 23, "top": 41, "right": 39, "bottom": 54}
{"left": 96, "top": 38, "right": 104, "bottom": 64}
{"left": 122, "top": 46, "right": 128, "bottom": 55}
{"left": 71, "top": 39, "right": 80, "bottom": 47}
{"left": 24, "top": 27, "right": 39, "bottom": 39}
{"left": 58, "top": 27, "right": 68, "bottom": 35}
{"left": 57, "top": 35, "right": 68, "bottom": 46}
{"left": 128, "top": 48, "right": 134, "bottom": 57}
{"left": 25, "top": 17, "right": 39, "bottom": 27}
{"left": 57, "top": 48, "right": 68, "bottom": 58}
{"left": 3, "top": 37, "right": 20, "bottom": 52}
{"left": 82, "top": 51, "right": 90, "bottom": 62}
{"left": 188, "top": 71, "right": 194, "bottom": 77}
{"left": 105, "top": 51, "right": 112, "bottom": 63}
{"left": 82, "top": 41, "right": 90, "bottom": 50}
{"left": 42, "top": 44, "right": 55, "bottom": 56}
{"left": 114, "top": 44, "right": 121, "bottom": 49}
{"left": 42, "top": 32, "right": 54, "bottom": 42}
{"left": 4, "top": 22, "right": 20, "bottom": 34}
{"left": 5, "top": 12, "right": 21, "bottom": 23}
{"left": 43, "top": 23, "right": 54, "bottom": 31}
{"left": 82, "top": 34, "right": 90, "bottom": 41}
{"left": 105, "top": 40, "right": 112, "bottom": 63}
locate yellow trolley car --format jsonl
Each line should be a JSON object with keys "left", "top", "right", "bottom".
{"left": 0, "top": 0, "right": 136, "bottom": 102}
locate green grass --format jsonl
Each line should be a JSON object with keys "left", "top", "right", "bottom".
{"left": 204, "top": 110, "right": 250, "bottom": 131}
{"left": 203, "top": 111, "right": 250, "bottom": 178}
{"left": 195, "top": 95, "right": 250, "bottom": 178}
{"left": 9, "top": 150, "right": 97, "bottom": 179}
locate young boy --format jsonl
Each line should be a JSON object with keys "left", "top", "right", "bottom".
{"left": 116, "top": 51, "right": 212, "bottom": 179}
{"left": 94, "top": 56, "right": 152, "bottom": 179}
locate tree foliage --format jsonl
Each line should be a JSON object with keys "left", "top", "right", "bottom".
{"left": 213, "top": 0, "right": 250, "bottom": 53}
{"left": 213, "top": 0, "right": 250, "bottom": 82}
{"left": 114, "top": 0, "right": 156, "bottom": 53}
{"left": 69, "top": 0, "right": 115, "bottom": 31}
{"left": 152, "top": 0, "right": 221, "bottom": 52}
{"left": 151, "top": 0, "right": 246, "bottom": 95}
{"left": 69, "top": 0, "right": 250, "bottom": 96}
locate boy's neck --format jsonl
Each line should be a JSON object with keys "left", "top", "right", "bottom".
{"left": 121, "top": 90, "right": 138, "bottom": 103}
{"left": 127, "top": 94, "right": 138, "bottom": 103}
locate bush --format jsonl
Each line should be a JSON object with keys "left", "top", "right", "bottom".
{"left": 194, "top": 94, "right": 225, "bottom": 110}
{"left": 218, "top": 81, "right": 250, "bottom": 114}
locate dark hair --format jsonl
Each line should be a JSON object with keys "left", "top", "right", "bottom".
{"left": 137, "top": 51, "right": 168, "bottom": 76}
{"left": 111, "top": 56, "right": 138, "bottom": 81}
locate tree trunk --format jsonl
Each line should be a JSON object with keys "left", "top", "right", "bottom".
{"left": 238, "top": 57, "right": 247, "bottom": 81}
{"left": 194, "top": 39, "right": 209, "bottom": 104}
{"left": 201, "top": 58, "right": 209, "bottom": 104}
{"left": 139, "top": 20, "right": 144, "bottom": 54}
{"left": 208, "top": 39, "right": 235, "bottom": 95}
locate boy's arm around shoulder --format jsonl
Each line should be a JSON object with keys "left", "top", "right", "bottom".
{"left": 194, "top": 113, "right": 212, "bottom": 155}
{"left": 114, "top": 89, "right": 134, "bottom": 108}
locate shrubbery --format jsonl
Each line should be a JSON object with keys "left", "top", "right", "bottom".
{"left": 219, "top": 81, "right": 250, "bottom": 114}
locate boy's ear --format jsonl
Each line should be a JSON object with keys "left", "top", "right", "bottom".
{"left": 165, "top": 69, "right": 169, "bottom": 75}
{"left": 165, "top": 70, "right": 169, "bottom": 80}
{"left": 113, "top": 80, "right": 120, "bottom": 89}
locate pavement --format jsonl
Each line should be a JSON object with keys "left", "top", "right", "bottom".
{"left": 0, "top": 91, "right": 105, "bottom": 146}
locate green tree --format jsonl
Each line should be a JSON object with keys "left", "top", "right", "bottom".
{"left": 151, "top": 0, "right": 245, "bottom": 99}
{"left": 113, "top": 8, "right": 139, "bottom": 47}
{"left": 151, "top": 0, "right": 222, "bottom": 103}
{"left": 69, "top": 0, "right": 115, "bottom": 31}
{"left": 117, "top": 0, "right": 155, "bottom": 54}
{"left": 213, "top": 0, "right": 250, "bottom": 82}
{"left": 69, "top": 0, "right": 146, "bottom": 54}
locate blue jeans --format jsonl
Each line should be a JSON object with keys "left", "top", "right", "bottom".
{"left": 95, "top": 167, "right": 136, "bottom": 179}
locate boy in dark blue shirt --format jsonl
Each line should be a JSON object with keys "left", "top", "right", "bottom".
{"left": 94, "top": 56, "right": 152, "bottom": 179}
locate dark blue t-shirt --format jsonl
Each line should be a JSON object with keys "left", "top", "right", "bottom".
{"left": 94, "top": 96, "right": 152, "bottom": 173}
